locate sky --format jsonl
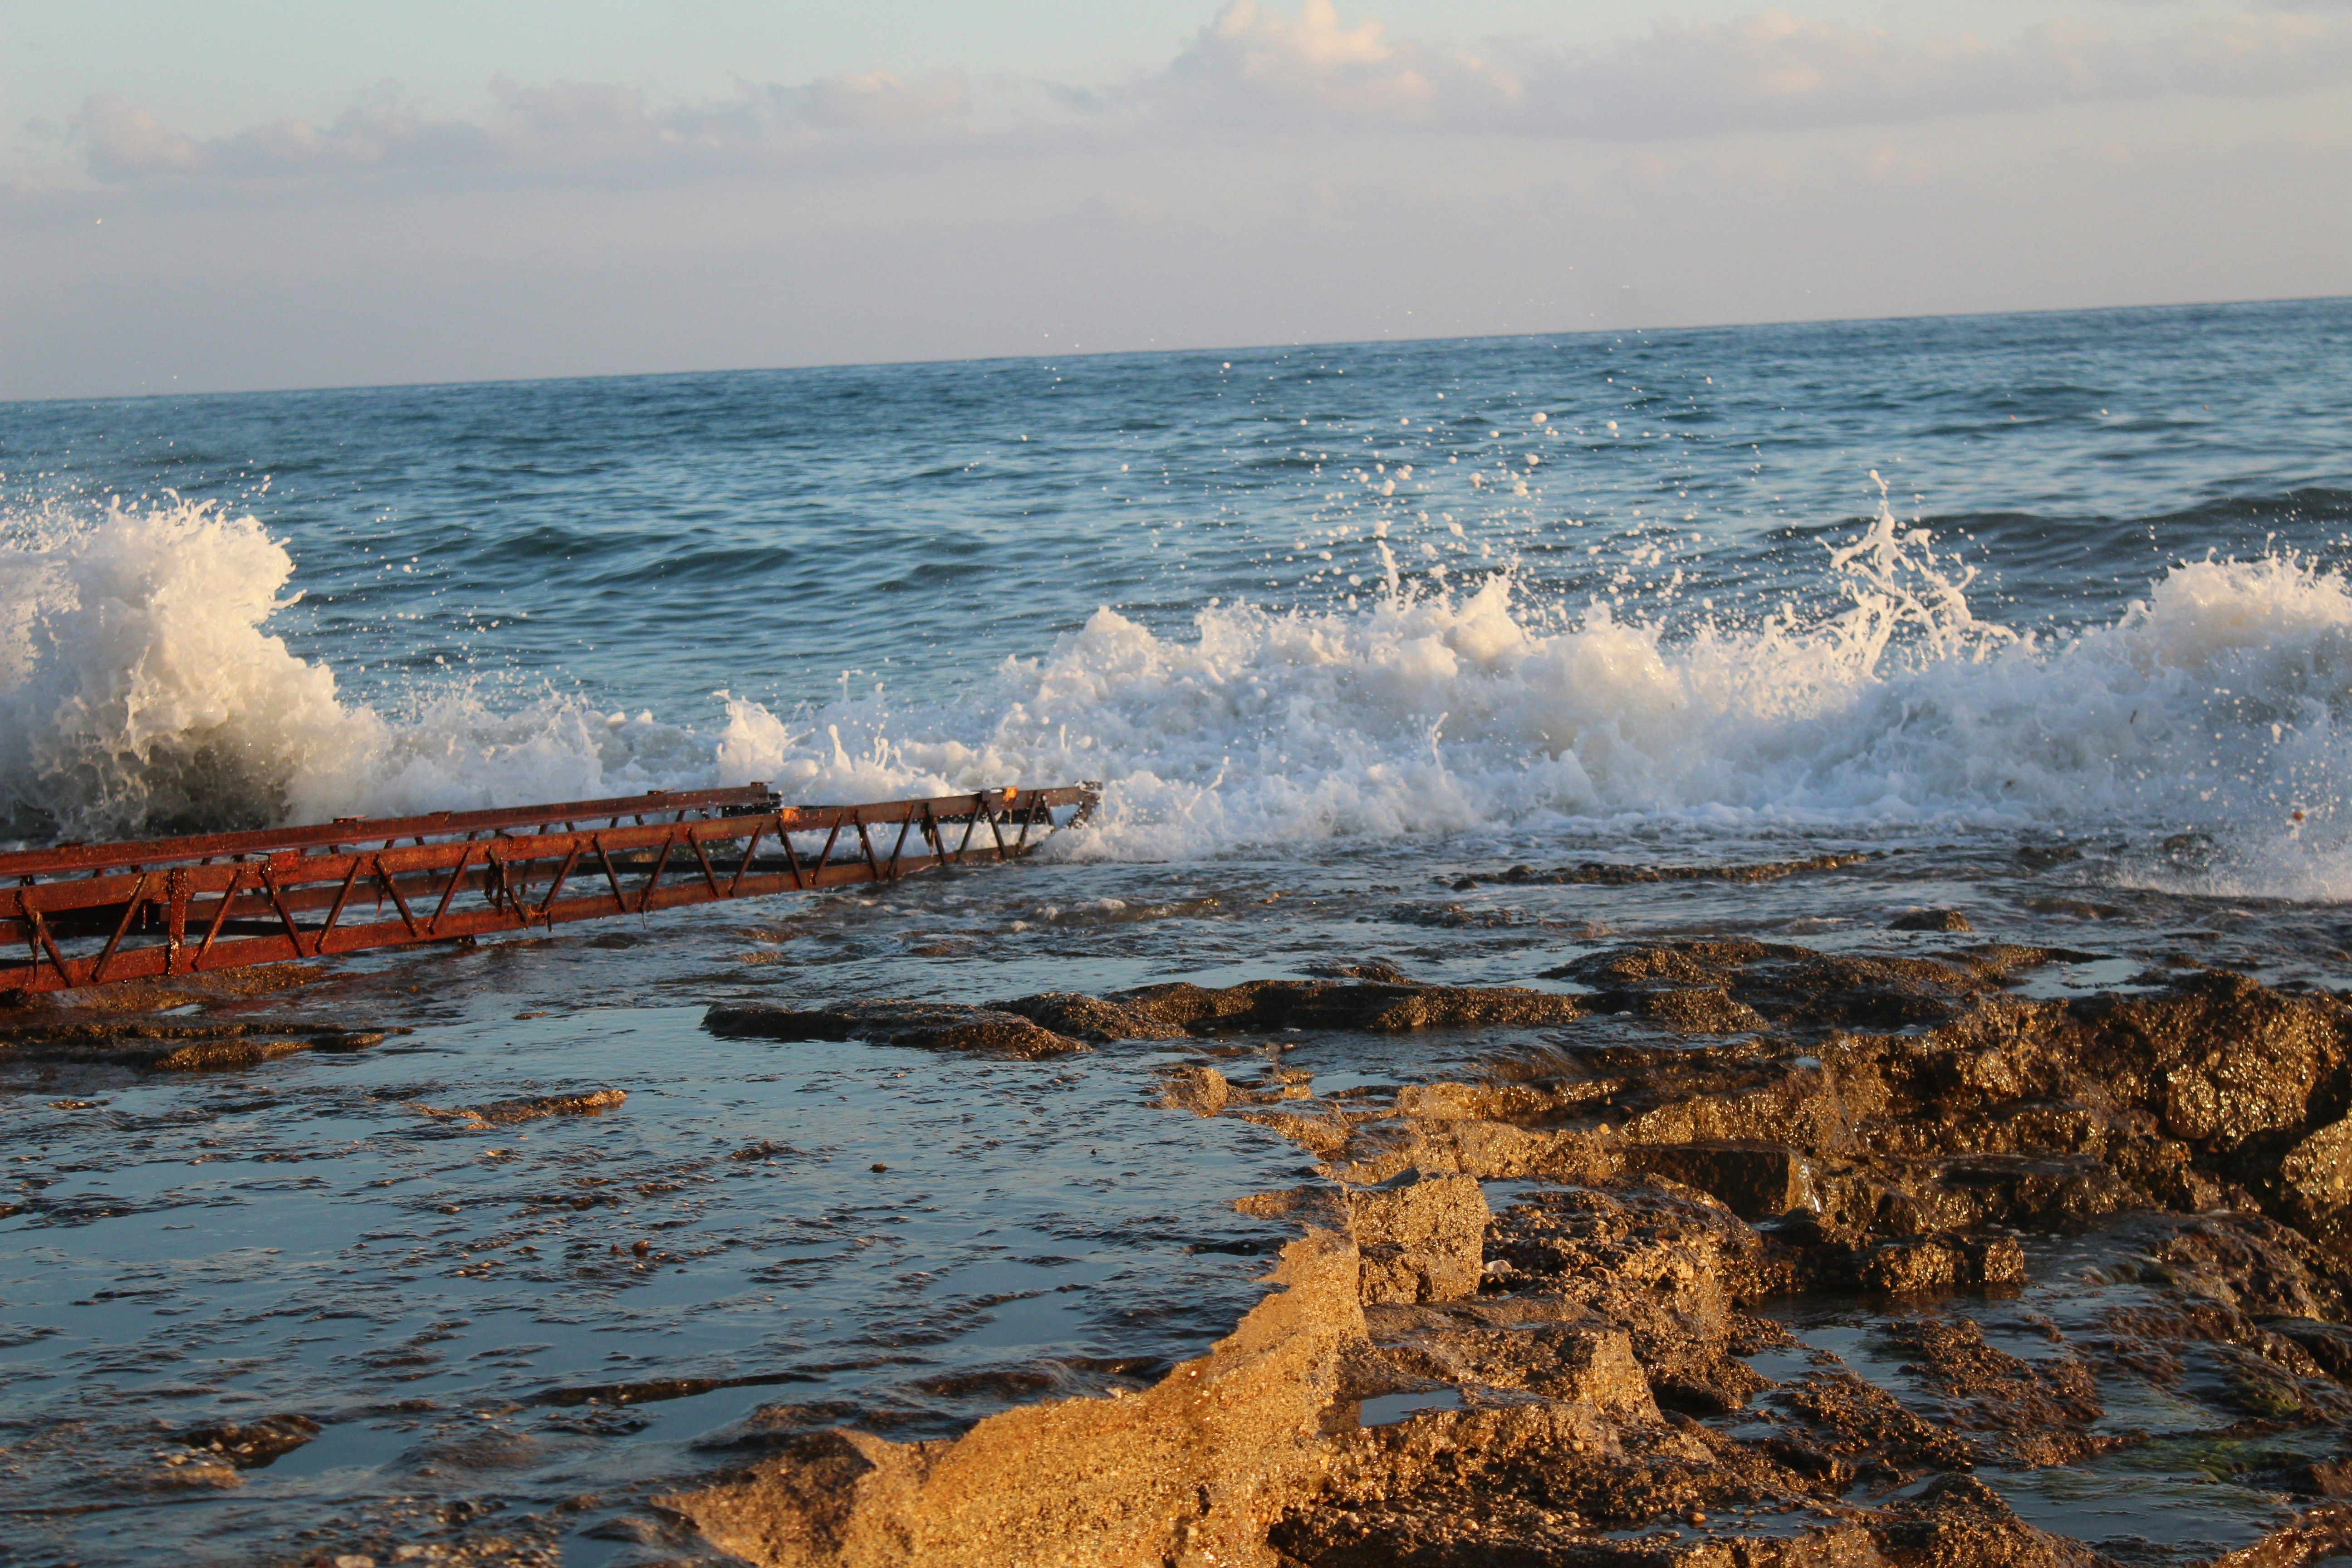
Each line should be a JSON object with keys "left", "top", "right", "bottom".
{"left": 2, "top": 0, "right": 2348, "bottom": 400}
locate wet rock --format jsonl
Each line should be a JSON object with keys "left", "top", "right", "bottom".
{"left": 1627, "top": 1140, "right": 1818, "bottom": 1219}
{"left": 2269, "top": 1317, "right": 2352, "bottom": 1382}
{"left": 1877, "top": 1319, "right": 2106, "bottom": 1467}
{"left": 1357, "top": 1299, "right": 1662, "bottom": 1423}
{"left": 1604, "top": 1051, "right": 1855, "bottom": 1153}
{"left": 1390, "top": 900, "right": 1533, "bottom": 929}
{"left": 1330, "top": 1115, "right": 1622, "bottom": 1189}
{"left": 540, "top": 1372, "right": 770, "bottom": 1409}
{"left": 416, "top": 1089, "right": 626, "bottom": 1127}
{"left": 1551, "top": 938, "right": 2041, "bottom": 1031}
{"left": 580, "top": 1512, "right": 689, "bottom": 1544}
{"left": 1156, "top": 1064, "right": 1230, "bottom": 1117}
{"left": 1869, "top": 1153, "right": 2140, "bottom": 1236}
{"left": 1232, "top": 1104, "right": 1359, "bottom": 1158}
{"left": 2133, "top": 1211, "right": 2339, "bottom": 1319}
{"left": 1111, "top": 977, "right": 1584, "bottom": 1034}
{"left": 2024, "top": 896, "right": 2131, "bottom": 921}
{"left": 1627, "top": 984, "right": 1771, "bottom": 1033}
{"left": 1343, "top": 1171, "right": 1490, "bottom": 1304}
{"left": 1455, "top": 851, "right": 1877, "bottom": 888}
{"left": 2281, "top": 1116, "right": 2352, "bottom": 1240}
{"left": 1391, "top": 1079, "right": 1583, "bottom": 1123}
{"left": 2158, "top": 830, "right": 2218, "bottom": 862}
{"left": 988, "top": 991, "right": 1187, "bottom": 1042}
{"left": 1321, "top": 949, "right": 2352, "bottom": 1264}
{"left": 142, "top": 1452, "right": 245, "bottom": 1490}
{"left": 1774, "top": 1367, "right": 1978, "bottom": 1473}
{"left": 0, "top": 961, "right": 324, "bottom": 1014}
{"left": 1843, "top": 1235, "right": 2028, "bottom": 1294}
{"left": 0, "top": 1020, "right": 393, "bottom": 1070}
{"left": 1891, "top": 908, "right": 1974, "bottom": 932}
{"left": 145, "top": 1036, "right": 328, "bottom": 1070}
{"left": 2006, "top": 970, "right": 2350, "bottom": 1161}
{"left": 659, "top": 957, "right": 2352, "bottom": 1568}
{"left": 2282, "top": 1458, "right": 2352, "bottom": 1497}
{"left": 703, "top": 1001, "right": 1088, "bottom": 1058}
{"left": 2228, "top": 1502, "right": 2352, "bottom": 1565}
{"left": 1276, "top": 1401, "right": 1869, "bottom": 1564}
{"left": 1876, "top": 1472, "right": 2108, "bottom": 1568}
{"left": 1232, "top": 1185, "right": 1347, "bottom": 1227}
{"left": 1299, "top": 959, "right": 1413, "bottom": 983}
{"left": 181, "top": 1412, "right": 322, "bottom": 1469}
{"left": 397, "top": 1428, "right": 550, "bottom": 1475}
{"left": 661, "top": 1229, "right": 1366, "bottom": 1568}
{"left": 689, "top": 1401, "right": 869, "bottom": 1455}
{"left": 2095, "top": 1261, "right": 2352, "bottom": 1423}
{"left": 1487, "top": 1182, "right": 1786, "bottom": 1415}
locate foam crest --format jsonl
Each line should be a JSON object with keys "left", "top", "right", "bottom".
{"left": 0, "top": 499, "right": 374, "bottom": 838}
{"left": 710, "top": 500, "right": 2352, "bottom": 883}
{"left": 7, "top": 495, "right": 2349, "bottom": 903}
{"left": 0, "top": 500, "right": 702, "bottom": 838}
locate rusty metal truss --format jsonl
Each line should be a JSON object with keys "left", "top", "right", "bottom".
{"left": 0, "top": 783, "right": 1098, "bottom": 995}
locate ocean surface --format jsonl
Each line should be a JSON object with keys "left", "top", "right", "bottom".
{"left": 5, "top": 299, "right": 2352, "bottom": 878}
{"left": 5, "top": 297, "right": 2352, "bottom": 1563}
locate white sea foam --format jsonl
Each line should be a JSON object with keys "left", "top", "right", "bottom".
{"left": 0, "top": 498, "right": 372, "bottom": 838}
{"left": 4, "top": 494, "right": 2347, "bottom": 898}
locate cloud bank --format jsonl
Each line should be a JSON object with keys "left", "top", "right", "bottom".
{"left": 74, "top": 70, "right": 981, "bottom": 183}
{"left": 1172, "top": 3, "right": 2352, "bottom": 136}
{"left": 65, "top": 3, "right": 2352, "bottom": 188}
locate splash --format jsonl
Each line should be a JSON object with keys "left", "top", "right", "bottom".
{"left": 5, "top": 495, "right": 2348, "bottom": 900}
{"left": 707, "top": 489, "right": 2351, "bottom": 883}
{"left": 0, "top": 498, "right": 371, "bottom": 838}
{"left": 0, "top": 500, "right": 691, "bottom": 839}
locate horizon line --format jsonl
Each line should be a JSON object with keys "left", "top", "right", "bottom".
{"left": 8, "top": 289, "right": 2347, "bottom": 411}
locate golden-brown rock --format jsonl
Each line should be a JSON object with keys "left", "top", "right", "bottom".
{"left": 662, "top": 1229, "right": 1366, "bottom": 1568}
{"left": 1343, "top": 1171, "right": 1490, "bottom": 1304}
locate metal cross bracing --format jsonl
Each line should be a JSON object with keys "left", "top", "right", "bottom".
{"left": 0, "top": 783, "right": 1099, "bottom": 995}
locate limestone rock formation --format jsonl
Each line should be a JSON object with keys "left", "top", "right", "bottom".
{"left": 673, "top": 949, "right": 2352, "bottom": 1566}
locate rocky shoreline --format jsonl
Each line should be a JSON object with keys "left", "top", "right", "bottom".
{"left": 657, "top": 944, "right": 2352, "bottom": 1567}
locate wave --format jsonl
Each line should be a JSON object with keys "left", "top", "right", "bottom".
{"left": 4, "top": 490, "right": 2348, "bottom": 899}
{"left": 0, "top": 498, "right": 368, "bottom": 838}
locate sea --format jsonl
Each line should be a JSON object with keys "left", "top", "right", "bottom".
{"left": 3, "top": 297, "right": 2351, "bottom": 1563}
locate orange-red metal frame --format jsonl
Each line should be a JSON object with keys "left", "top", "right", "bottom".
{"left": 0, "top": 783, "right": 1098, "bottom": 995}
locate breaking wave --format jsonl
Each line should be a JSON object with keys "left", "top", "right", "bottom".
{"left": 4, "top": 491, "right": 2348, "bottom": 898}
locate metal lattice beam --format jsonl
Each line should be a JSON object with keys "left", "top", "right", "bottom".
{"left": 0, "top": 783, "right": 1099, "bottom": 995}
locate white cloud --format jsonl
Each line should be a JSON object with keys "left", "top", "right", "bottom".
{"left": 783, "top": 70, "right": 973, "bottom": 132}
{"left": 1157, "top": 0, "right": 1519, "bottom": 123}
{"left": 71, "top": 68, "right": 977, "bottom": 184}
{"left": 1156, "top": 5, "right": 2352, "bottom": 139}
{"left": 78, "top": 89, "right": 495, "bottom": 180}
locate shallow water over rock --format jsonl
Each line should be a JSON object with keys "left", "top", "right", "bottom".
{"left": 0, "top": 996, "right": 1309, "bottom": 1564}
{"left": 3, "top": 834, "right": 2352, "bottom": 1564}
